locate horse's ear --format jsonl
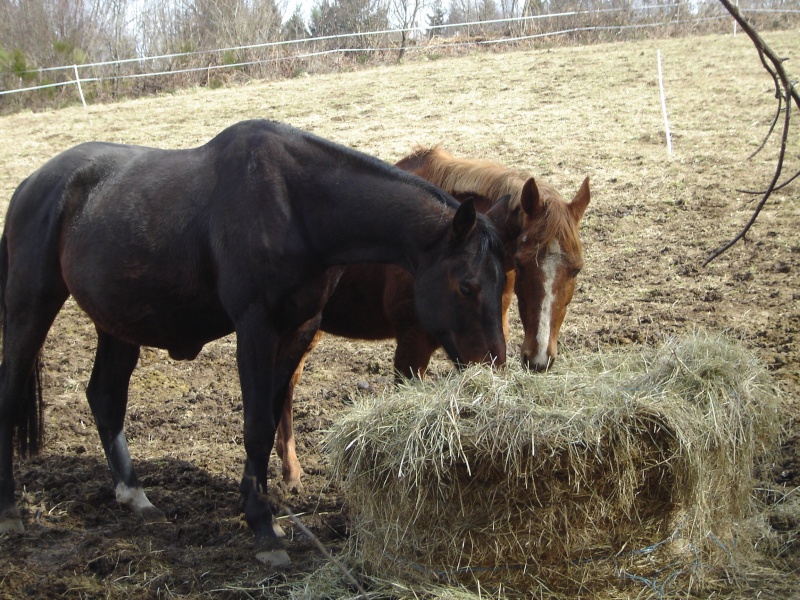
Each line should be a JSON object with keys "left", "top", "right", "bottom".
{"left": 452, "top": 197, "right": 477, "bottom": 242}
{"left": 569, "top": 177, "right": 591, "bottom": 223}
{"left": 485, "top": 194, "right": 512, "bottom": 230}
{"left": 520, "top": 177, "right": 544, "bottom": 218}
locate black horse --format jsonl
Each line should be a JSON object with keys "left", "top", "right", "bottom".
{"left": 0, "top": 119, "right": 507, "bottom": 565}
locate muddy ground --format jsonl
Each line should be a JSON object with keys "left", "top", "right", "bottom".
{"left": 0, "top": 30, "right": 798, "bottom": 598}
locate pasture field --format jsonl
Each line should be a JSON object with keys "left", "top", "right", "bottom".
{"left": 0, "top": 29, "right": 798, "bottom": 598}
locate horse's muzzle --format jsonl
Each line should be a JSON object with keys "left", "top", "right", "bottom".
{"left": 442, "top": 335, "right": 505, "bottom": 370}
{"left": 521, "top": 349, "right": 553, "bottom": 372}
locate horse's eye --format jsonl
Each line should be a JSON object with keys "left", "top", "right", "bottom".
{"left": 460, "top": 283, "right": 474, "bottom": 296}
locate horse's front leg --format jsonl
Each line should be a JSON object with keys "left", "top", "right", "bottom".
{"left": 87, "top": 331, "right": 166, "bottom": 523}
{"left": 235, "top": 305, "right": 290, "bottom": 567}
{"left": 393, "top": 327, "right": 439, "bottom": 380}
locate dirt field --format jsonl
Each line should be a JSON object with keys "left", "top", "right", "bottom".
{"left": 0, "top": 30, "right": 798, "bottom": 599}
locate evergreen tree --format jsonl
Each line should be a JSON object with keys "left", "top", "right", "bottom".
{"left": 426, "top": 0, "right": 446, "bottom": 37}
{"left": 283, "top": 6, "right": 309, "bottom": 39}
{"left": 310, "top": 0, "right": 387, "bottom": 36}
{"left": 309, "top": 0, "right": 388, "bottom": 47}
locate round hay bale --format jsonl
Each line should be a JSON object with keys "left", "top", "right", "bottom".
{"left": 326, "top": 332, "right": 782, "bottom": 596}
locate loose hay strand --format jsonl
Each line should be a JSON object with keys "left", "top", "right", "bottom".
{"left": 325, "top": 331, "right": 783, "bottom": 597}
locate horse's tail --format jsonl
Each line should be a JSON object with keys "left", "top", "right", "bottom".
{"left": 0, "top": 230, "right": 44, "bottom": 457}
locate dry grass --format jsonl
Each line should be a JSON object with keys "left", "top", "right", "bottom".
{"left": 326, "top": 331, "right": 783, "bottom": 597}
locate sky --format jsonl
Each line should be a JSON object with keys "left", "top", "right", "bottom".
{"left": 281, "top": 0, "right": 433, "bottom": 27}
{"left": 283, "top": 0, "right": 313, "bottom": 22}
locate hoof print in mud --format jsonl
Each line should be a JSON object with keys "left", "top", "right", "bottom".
{"left": 255, "top": 548, "right": 292, "bottom": 569}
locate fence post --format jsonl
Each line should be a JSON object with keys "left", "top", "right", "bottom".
{"left": 73, "top": 65, "right": 87, "bottom": 107}
{"left": 657, "top": 49, "right": 673, "bottom": 156}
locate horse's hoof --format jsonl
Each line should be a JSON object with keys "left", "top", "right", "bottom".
{"left": 116, "top": 484, "right": 167, "bottom": 524}
{"left": 140, "top": 506, "right": 169, "bottom": 524}
{"left": 255, "top": 548, "right": 292, "bottom": 568}
{"left": 0, "top": 506, "right": 25, "bottom": 533}
{"left": 0, "top": 517, "right": 25, "bottom": 533}
{"left": 282, "top": 466, "right": 304, "bottom": 495}
{"left": 285, "top": 478, "right": 304, "bottom": 495}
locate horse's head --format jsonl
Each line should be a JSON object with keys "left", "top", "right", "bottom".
{"left": 413, "top": 199, "right": 507, "bottom": 370}
{"left": 497, "top": 176, "right": 590, "bottom": 371}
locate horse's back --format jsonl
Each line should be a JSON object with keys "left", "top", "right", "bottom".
{"left": 2, "top": 143, "right": 131, "bottom": 288}
{"left": 2, "top": 122, "right": 341, "bottom": 353}
{"left": 4, "top": 142, "right": 183, "bottom": 282}
{"left": 3, "top": 140, "right": 230, "bottom": 353}
{"left": 6, "top": 142, "right": 154, "bottom": 232}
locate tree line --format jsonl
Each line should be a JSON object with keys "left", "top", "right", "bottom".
{"left": 1, "top": 0, "right": 798, "bottom": 111}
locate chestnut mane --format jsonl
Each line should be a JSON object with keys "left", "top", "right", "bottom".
{"left": 404, "top": 146, "right": 583, "bottom": 255}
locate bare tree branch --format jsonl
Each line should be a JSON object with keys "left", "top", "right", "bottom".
{"left": 736, "top": 166, "right": 800, "bottom": 195}
{"left": 703, "top": 0, "right": 799, "bottom": 267}
{"left": 745, "top": 61, "right": 782, "bottom": 160}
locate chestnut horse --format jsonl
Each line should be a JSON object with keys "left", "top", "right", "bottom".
{"left": 276, "top": 146, "right": 590, "bottom": 491}
{"left": 0, "top": 121, "right": 507, "bottom": 566}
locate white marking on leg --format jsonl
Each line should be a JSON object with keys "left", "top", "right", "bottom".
{"left": 534, "top": 240, "right": 561, "bottom": 369}
{"left": 115, "top": 482, "right": 157, "bottom": 514}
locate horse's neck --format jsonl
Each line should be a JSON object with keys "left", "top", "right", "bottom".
{"left": 304, "top": 180, "right": 449, "bottom": 272}
{"left": 277, "top": 135, "right": 452, "bottom": 271}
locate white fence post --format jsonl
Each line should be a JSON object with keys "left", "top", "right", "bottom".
{"left": 73, "top": 65, "right": 87, "bottom": 108}
{"left": 657, "top": 49, "right": 673, "bottom": 156}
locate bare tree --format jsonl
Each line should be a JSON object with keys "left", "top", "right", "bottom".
{"left": 0, "top": 0, "right": 102, "bottom": 67}
{"left": 189, "top": 0, "right": 282, "bottom": 49}
{"left": 388, "top": 0, "right": 428, "bottom": 59}
{"left": 476, "top": 0, "right": 500, "bottom": 33}
{"left": 703, "top": 0, "right": 800, "bottom": 265}
{"left": 132, "top": 0, "right": 180, "bottom": 57}
{"left": 95, "top": 0, "right": 136, "bottom": 96}
{"left": 448, "top": 0, "right": 476, "bottom": 36}
{"left": 498, "top": 0, "right": 522, "bottom": 35}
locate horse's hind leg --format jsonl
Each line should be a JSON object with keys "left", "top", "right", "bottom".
{"left": 86, "top": 330, "right": 165, "bottom": 523}
{"left": 0, "top": 353, "right": 46, "bottom": 532}
{"left": 0, "top": 279, "right": 68, "bottom": 532}
{"left": 275, "top": 328, "right": 324, "bottom": 494}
